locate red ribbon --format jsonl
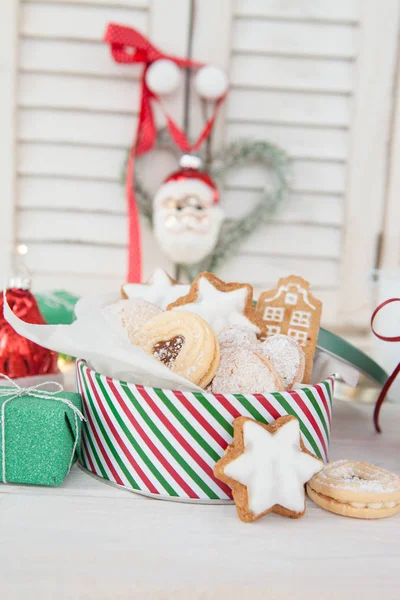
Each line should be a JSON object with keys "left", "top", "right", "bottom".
{"left": 104, "top": 24, "right": 226, "bottom": 282}
{"left": 371, "top": 298, "right": 400, "bottom": 432}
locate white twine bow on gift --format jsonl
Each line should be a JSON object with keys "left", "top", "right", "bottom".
{"left": 0, "top": 373, "right": 86, "bottom": 484}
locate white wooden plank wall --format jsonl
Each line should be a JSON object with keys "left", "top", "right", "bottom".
{"left": 16, "top": 0, "right": 176, "bottom": 296}
{"left": 214, "top": 0, "right": 362, "bottom": 326}
{"left": 15, "top": 0, "right": 367, "bottom": 329}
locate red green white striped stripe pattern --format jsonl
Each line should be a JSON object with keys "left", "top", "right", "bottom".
{"left": 77, "top": 360, "right": 333, "bottom": 501}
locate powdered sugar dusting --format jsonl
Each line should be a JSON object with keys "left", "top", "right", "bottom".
{"left": 316, "top": 460, "right": 400, "bottom": 494}
{"left": 211, "top": 345, "right": 280, "bottom": 394}
{"left": 218, "top": 326, "right": 258, "bottom": 349}
{"left": 103, "top": 299, "right": 162, "bottom": 344}
{"left": 260, "top": 334, "right": 304, "bottom": 388}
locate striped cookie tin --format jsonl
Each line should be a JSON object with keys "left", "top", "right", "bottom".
{"left": 77, "top": 359, "right": 334, "bottom": 502}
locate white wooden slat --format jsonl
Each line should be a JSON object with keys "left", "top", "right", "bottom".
{"left": 17, "top": 177, "right": 343, "bottom": 227}
{"left": 227, "top": 88, "right": 350, "bottom": 127}
{"left": 17, "top": 143, "right": 346, "bottom": 194}
{"left": 231, "top": 54, "right": 354, "bottom": 94}
{"left": 19, "top": 38, "right": 141, "bottom": 79}
{"left": 18, "top": 108, "right": 138, "bottom": 147}
{"left": 21, "top": 3, "right": 148, "bottom": 41}
{"left": 217, "top": 255, "right": 338, "bottom": 289}
{"left": 224, "top": 189, "right": 343, "bottom": 226}
{"left": 24, "top": 0, "right": 149, "bottom": 6}
{"left": 18, "top": 109, "right": 349, "bottom": 161}
{"left": 17, "top": 176, "right": 127, "bottom": 212}
{"left": 339, "top": 0, "right": 400, "bottom": 326}
{"left": 227, "top": 161, "right": 346, "bottom": 195}
{"left": 226, "top": 121, "right": 348, "bottom": 161}
{"left": 24, "top": 243, "right": 338, "bottom": 285}
{"left": 234, "top": 0, "right": 361, "bottom": 23}
{"left": 25, "top": 242, "right": 338, "bottom": 287}
{"left": 17, "top": 209, "right": 341, "bottom": 258}
{"left": 24, "top": 218, "right": 172, "bottom": 278}
{"left": 232, "top": 19, "right": 357, "bottom": 59}
{"left": 18, "top": 73, "right": 140, "bottom": 114}
{"left": 0, "top": 0, "right": 18, "bottom": 283}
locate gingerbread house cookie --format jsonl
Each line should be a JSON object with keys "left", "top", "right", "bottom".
{"left": 256, "top": 275, "right": 322, "bottom": 383}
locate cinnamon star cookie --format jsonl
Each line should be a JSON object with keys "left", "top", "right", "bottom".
{"left": 214, "top": 416, "right": 323, "bottom": 522}
{"left": 167, "top": 272, "right": 264, "bottom": 336}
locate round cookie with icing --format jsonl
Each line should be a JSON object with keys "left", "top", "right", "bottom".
{"left": 307, "top": 460, "right": 400, "bottom": 519}
{"left": 259, "top": 334, "right": 305, "bottom": 389}
{"left": 210, "top": 344, "right": 284, "bottom": 395}
{"left": 132, "top": 311, "right": 220, "bottom": 388}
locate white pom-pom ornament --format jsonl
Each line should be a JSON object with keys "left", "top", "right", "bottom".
{"left": 195, "top": 65, "right": 228, "bottom": 100}
{"left": 146, "top": 59, "right": 182, "bottom": 96}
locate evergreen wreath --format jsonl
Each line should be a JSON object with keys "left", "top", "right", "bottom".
{"left": 132, "top": 129, "right": 291, "bottom": 281}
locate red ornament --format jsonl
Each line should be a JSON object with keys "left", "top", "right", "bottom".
{"left": 0, "top": 288, "right": 58, "bottom": 379}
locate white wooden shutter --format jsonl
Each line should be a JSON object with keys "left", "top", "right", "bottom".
{"left": 15, "top": 0, "right": 192, "bottom": 295}
{"left": 3, "top": 0, "right": 399, "bottom": 335}
{"left": 208, "top": 0, "right": 398, "bottom": 330}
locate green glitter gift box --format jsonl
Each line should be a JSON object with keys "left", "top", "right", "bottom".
{"left": 0, "top": 383, "right": 84, "bottom": 487}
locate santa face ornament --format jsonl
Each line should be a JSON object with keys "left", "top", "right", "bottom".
{"left": 153, "top": 167, "right": 224, "bottom": 265}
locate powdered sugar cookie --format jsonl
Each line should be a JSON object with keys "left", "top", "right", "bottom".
{"left": 214, "top": 416, "right": 323, "bottom": 522}
{"left": 102, "top": 299, "right": 162, "bottom": 342}
{"left": 259, "top": 334, "right": 305, "bottom": 389}
{"left": 210, "top": 344, "right": 283, "bottom": 395}
{"left": 218, "top": 325, "right": 258, "bottom": 349}
{"left": 307, "top": 460, "right": 400, "bottom": 519}
{"left": 256, "top": 275, "right": 322, "bottom": 383}
{"left": 121, "top": 268, "right": 190, "bottom": 309}
{"left": 167, "top": 272, "right": 264, "bottom": 335}
{"left": 132, "top": 310, "right": 220, "bottom": 388}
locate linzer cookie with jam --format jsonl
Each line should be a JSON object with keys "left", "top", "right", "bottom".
{"left": 132, "top": 310, "right": 220, "bottom": 388}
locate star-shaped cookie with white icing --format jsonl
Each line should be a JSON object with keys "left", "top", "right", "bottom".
{"left": 214, "top": 416, "right": 323, "bottom": 522}
{"left": 167, "top": 272, "right": 264, "bottom": 335}
{"left": 121, "top": 268, "right": 190, "bottom": 310}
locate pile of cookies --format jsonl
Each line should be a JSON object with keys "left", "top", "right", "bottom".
{"left": 214, "top": 415, "right": 400, "bottom": 523}
{"left": 106, "top": 269, "right": 323, "bottom": 394}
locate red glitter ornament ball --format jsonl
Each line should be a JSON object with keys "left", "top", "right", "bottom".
{"left": 0, "top": 288, "right": 58, "bottom": 379}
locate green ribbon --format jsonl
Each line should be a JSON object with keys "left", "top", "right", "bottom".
{"left": 317, "top": 327, "right": 387, "bottom": 386}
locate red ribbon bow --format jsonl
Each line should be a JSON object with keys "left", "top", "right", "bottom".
{"left": 371, "top": 298, "right": 400, "bottom": 432}
{"left": 104, "top": 24, "right": 226, "bottom": 282}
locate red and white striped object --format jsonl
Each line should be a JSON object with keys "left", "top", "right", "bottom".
{"left": 77, "top": 360, "right": 333, "bottom": 502}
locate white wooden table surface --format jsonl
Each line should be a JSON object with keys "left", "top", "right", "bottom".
{"left": 1, "top": 397, "right": 400, "bottom": 600}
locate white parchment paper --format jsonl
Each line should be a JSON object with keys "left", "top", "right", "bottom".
{"left": 4, "top": 292, "right": 359, "bottom": 390}
{"left": 4, "top": 293, "right": 202, "bottom": 390}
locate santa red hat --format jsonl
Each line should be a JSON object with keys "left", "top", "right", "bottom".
{"left": 161, "top": 168, "right": 219, "bottom": 205}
